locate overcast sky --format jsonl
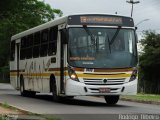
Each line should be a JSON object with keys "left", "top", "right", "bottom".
{"left": 44, "top": 0, "right": 160, "bottom": 35}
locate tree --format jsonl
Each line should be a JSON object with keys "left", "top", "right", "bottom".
{"left": 139, "top": 31, "right": 160, "bottom": 94}
{"left": 0, "top": 0, "right": 62, "bottom": 82}
{"left": 0, "top": 0, "right": 63, "bottom": 68}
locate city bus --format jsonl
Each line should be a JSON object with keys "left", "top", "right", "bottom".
{"left": 10, "top": 14, "right": 138, "bottom": 104}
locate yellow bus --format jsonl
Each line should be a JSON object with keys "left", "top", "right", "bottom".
{"left": 10, "top": 14, "right": 138, "bottom": 104}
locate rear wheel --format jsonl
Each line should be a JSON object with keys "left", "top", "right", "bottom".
{"left": 27, "top": 91, "right": 36, "bottom": 97}
{"left": 20, "top": 76, "right": 36, "bottom": 97}
{"left": 104, "top": 95, "right": 119, "bottom": 105}
{"left": 67, "top": 96, "right": 74, "bottom": 99}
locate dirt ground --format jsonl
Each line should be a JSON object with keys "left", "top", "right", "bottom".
{"left": 0, "top": 106, "right": 22, "bottom": 114}
{"left": 0, "top": 106, "right": 46, "bottom": 120}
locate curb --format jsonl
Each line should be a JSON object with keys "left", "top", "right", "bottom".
{"left": 0, "top": 103, "right": 45, "bottom": 120}
{"left": 120, "top": 98, "right": 160, "bottom": 105}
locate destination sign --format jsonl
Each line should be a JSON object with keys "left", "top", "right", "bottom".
{"left": 80, "top": 16, "right": 122, "bottom": 25}
{"left": 67, "top": 14, "right": 134, "bottom": 27}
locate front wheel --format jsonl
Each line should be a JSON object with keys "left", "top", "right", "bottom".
{"left": 51, "top": 77, "right": 62, "bottom": 102}
{"left": 104, "top": 95, "right": 119, "bottom": 105}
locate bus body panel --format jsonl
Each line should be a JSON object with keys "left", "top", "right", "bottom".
{"left": 65, "top": 76, "right": 137, "bottom": 96}
{"left": 65, "top": 68, "right": 137, "bottom": 96}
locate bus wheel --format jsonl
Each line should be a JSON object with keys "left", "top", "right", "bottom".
{"left": 51, "top": 77, "right": 61, "bottom": 102}
{"left": 67, "top": 96, "right": 74, "bottom": 99}
{"left": 104, "top": 95, "right": 119, "bottom": 105}
{"left": 27, "top": 91, "right": 36, "bottom": 97}
{"left": 20, "top": 76, "right": 36, "bottom": 97}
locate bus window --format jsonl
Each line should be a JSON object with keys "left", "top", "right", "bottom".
{"left": 26, "top": 34, "right": 33, "bottom": 59}
{"left": 34, "top": 32, "right": 40, "bottom": 45}
{"left": 10, "top": 41, "right": 15, "bottom": 61}
{"left": 48, "top": 27, "right": 58, "bottom": 56}
{"left": 33, "top": 32, "right": 40, "bottom": 58}
{"left": 40, "top": 29, "right": 48, "bottom": 56}
{"left": 20, "top": 37, "right": 27, "bottom": 60}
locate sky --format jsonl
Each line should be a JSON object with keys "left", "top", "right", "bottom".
{"left": 44, "top": 0, "right": 160, "bottom": 36}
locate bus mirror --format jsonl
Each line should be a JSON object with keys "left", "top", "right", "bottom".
{"left": 135, "top": 27, "right": 138, "bottom": 30}
{"left": 136, "top": 33, "right": 138, "bottom": 43}
{"left": 61, "top": 29, "right": 68, "bottom": 44}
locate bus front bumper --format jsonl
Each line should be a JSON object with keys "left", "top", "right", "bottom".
{"left": 65, "top": 79, "right": 137, "bottom": 96}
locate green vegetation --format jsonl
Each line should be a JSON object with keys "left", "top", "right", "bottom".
{"left": 0, "top": 102, "right": 61, "bottom": 120}
{"left": 0, "top": 116, "right": 61, "bottom": 120}
{"left": 121, "top": 94, "right": 160, "bottom": 104}
{"left": 1, "top": 102, "right": 10, "bottom": 109}
{"left": 0, "top": 102, "right": 27, "bottom": 113}
{"left": 45, "top": 117, "right": 61, "bottom": 120}
{"left": 138, "top": 31, "right": 160, "bottom": 94}
{"left": 0, "top": 0, "right": 63, "bottom": 81}
{"left": 0, "top": 66, "right": 9, "bottom": 83}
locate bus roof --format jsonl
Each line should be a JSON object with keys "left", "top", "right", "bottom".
{"left": 11, "top": 16, "right": 68, "bottom": 41}
{"left": 11, "top": 14, "right": 134, "bottom": 41}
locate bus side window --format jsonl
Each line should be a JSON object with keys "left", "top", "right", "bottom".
{"left": 33, "top": 32, "right": 40, "bottom": 58}
{"left": 40, "top": 29, "right": 48, "bottom": 57}
{"left": 48, "top": 26, "right": 58, "bottom": 56}
{"left": 20, "top": 37, "right": 27, "bottom": 60}
{"left": 10, "top": 41, "right": 15, "bottom": 61}
{"left": 26, "top": 34, "right": 33, "bottom": 59}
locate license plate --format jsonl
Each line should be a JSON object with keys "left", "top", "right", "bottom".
{"left": 99, "top": 88, "right": 110, "bottom": 93}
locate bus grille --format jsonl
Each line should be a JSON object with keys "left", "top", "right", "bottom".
{"left": 83, "top": 78, "right": 125, "bottom": 85}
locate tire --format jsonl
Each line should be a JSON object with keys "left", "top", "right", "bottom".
{"left": 50, "top": 76, "right": 62, "bottom": 102}
{"left": 104, "top": 95, "right": 119, "bottom": 105}
{"left": 20, "top": 76, "right": 36, "bottom": 97}
{"left": 27, "top": 91, "right": 36, "bottom": 97}
{"left": 67, "top": 96, "right": 74, "bottom": 99}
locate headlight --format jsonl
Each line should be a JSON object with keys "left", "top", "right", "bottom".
{"left": 68, "top": 67, "right": 79, "bottom": 82}
{"left": 129, "top": 67, "right": 138, "bottom": 82}
{"left": 70, "top": 74, "right": 77, "bottom": 79}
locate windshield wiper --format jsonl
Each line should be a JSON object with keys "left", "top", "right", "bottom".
{"left": 106, "top": 34, "right": 111, "bottom": 53}
{"left": 109, "top": 26, "right": 121, "bottom": 45}
{"left": 83, "top": 25, "right": 95, "bottom": 45}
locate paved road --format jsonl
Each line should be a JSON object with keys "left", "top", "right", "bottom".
{"left": 0, "top": 83, "right": 160, "bottom": 120}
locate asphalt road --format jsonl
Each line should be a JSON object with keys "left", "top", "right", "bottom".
{"left": 0, "top": 83, "right": 160, "bottom": 120}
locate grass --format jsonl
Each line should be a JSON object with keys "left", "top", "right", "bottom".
{"left": 121, "top": 94, "right": 160, "bottom": 104}
{"left": 45, "top": 117, "right": 61, "bottom": 120}
{"left": 1, "top": 102, "right": 10, "bottom": 109}
{"left": 0, "top": 102, "right": 29, "bottom": 113}
{"left": 0, "top": 103, "right": 61, "bottom": 120}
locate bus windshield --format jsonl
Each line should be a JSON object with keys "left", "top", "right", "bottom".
{"left": 68, "top": 27, "right": 137, "bottom": 69}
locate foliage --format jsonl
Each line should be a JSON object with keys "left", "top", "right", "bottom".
{"left": 1, "top": 102, "right": 10, "bottom": 109}
{"left": 139, "top": 31, "right": 160, "bottom": 94}
{"left": 0, "top": 0, "right": 62, "bottom": 68}
{"left": 45, "top": 117, "right": 61, "bottom": 120}
{"left": 121, "top": 94, "right": 160, "bottom": 104}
